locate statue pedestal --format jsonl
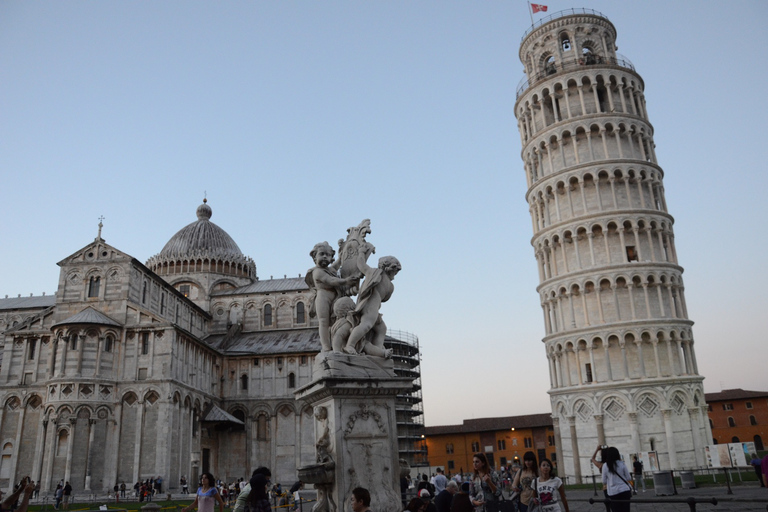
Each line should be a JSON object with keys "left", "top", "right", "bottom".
{"left": 295, "top": 352, "right": 412, "bottom": 512}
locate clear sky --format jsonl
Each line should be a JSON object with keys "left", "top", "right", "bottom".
{"left": 1, "top": 1, "right": 766, "bottom": 427}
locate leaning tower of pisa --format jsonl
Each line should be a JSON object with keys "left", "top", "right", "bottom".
{"left": 514, "top": 9, "right": 711, "bottom": 480}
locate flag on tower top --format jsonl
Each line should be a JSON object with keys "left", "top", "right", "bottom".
{"left": 531, "top": 4, "right": 548, "bottom": 13}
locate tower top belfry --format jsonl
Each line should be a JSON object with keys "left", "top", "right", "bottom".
{"left": 514, "top": 9, "right": 709, "bottom": 482}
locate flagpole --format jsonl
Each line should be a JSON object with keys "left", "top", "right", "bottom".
{"left": 528, "top": 1, "right": 534, "bottom": 26}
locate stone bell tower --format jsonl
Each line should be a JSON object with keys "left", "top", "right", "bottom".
{"left": 514, "top": 9, "right": 711, "bottom": 481}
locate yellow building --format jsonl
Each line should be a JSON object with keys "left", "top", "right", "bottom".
{"left": 424, "top": 413, "right": 556, "bottom": 475}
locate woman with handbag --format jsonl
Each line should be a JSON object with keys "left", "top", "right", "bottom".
{"left": 511, "top": 452, "right": 538, "bottom": 512}
{"left": 531, "top": 459, "right": 568, "bottom": 512}
{"left": 601, "top": 447, "right": 632, "bottom": 512}
{"left": 470, "top": 453, "right": 501, "bottom": 512}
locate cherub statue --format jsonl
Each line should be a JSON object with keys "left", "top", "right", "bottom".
{"left": 330, "top": 297, "right": 357, "bottom": 353}
{"left": 342, "top": 251, "right": 401, "bottom": 356}
{"left": 306, "top": 242, "right": 358, "bottom": 352}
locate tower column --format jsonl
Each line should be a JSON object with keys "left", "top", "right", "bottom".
{"left": 594, "top": 415, "right": 605, "bottom": 446}
{"left": 662, "top": 409, "right": 678, "bottom": 469}
{"left": 603, "top": 341, "right": 612, "bottom": 381}
{"left": 568, "top": 416, "right": 582, "bottom": 483}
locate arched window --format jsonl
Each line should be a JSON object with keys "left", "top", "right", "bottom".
{"left": 264, "top": 304, "right": 272, "bottom": 326}
{"left": 649, "top": 438, "right": 655, "bottom": 451}
{"left": 731, "top": 436, "right": 740, "bottom": 443}
{"left": 582, "top": 46, "right": 597, "bottom": 65}
{"left": 296, "top": 302, "right": 305, "bottom": 324}
{"left": 750, "top": 415, "right": 757, "bottom": 426}
{"left": 560, "top": 33, "right": 571, "bottom": 51}
{"left": 70, "top": 335, "right": 77, "bottom": 350}
{"left": 709, "top": 419, "right": 713, "bottom": 428}
{"left": 728, "top": 417, "right": 736, "bottom": 427}
{"left": 232, "top": 409, "right": 246, "bottom": 432}
{"left": 104, "top": 335, "right": 113, "bottom": 353}
{"left": 755, "top": 435, "right": 764, "bottom": 451}
{"left": 57, "top": 431, "right": 68, "bottom": 456}
{"left": 288, "top": 372, "right": 296, "bottom": 388}
{"left": 545, "top": 55, "right": 556, "bottom": 75}
{"left": 88, "top": 276, "right": 100, "bottom": 298}
{"left": 142, "top": 281, "right": 148, "bottom": 304}
{"left": 240, "top": 374, "right": 248, "bottom": 391}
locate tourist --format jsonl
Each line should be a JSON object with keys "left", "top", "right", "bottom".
{"left": 470, "top": 452, "right": 501, "bottom": 512}
{"left": 435, "top": 480, "right": 458, "bottom": 512}
{"left": 532, "top": 458, "right": 568, "bottom": 512}
{"left": 54, "top": 484, "right": 63, "bottom": 509}
{"left": 181, "top": 476, "right": 189, "bottom": 494}
{"left": 62, "top": 481, "right": 72, "bottom": 509}
{"left": 417, "top": 475, "right": 433, "bottom": 496}
{"left": 433, "top": 468, "right": 448, "bottom": 494}
{"left": 233, "top": 467, "right": 272, "bottom": 512}
{"left": 590, "top": 446, "right": 610, "bottom": 512}
{"left": 244, "top": 474, "right": 271, "bottom": 512}
{"left": 350, "top": 487, "right": 371, "bottom": 512}
{"left": 631, "top": 456, "right": 645, "bottom": 493}
{"left": 182, "top": 473, "right": 225, "bottom": 512}
{"left": 511, "top": 451, "right": 538, "bottom": 512}
{"left": 601, "top": 447, "right": 632, "bottom": 512}
{"left": 405, "top": 497, "right": 427, "bottom": 512}
{"left": 449, "top": 483, "right": 473, "bottom": 512}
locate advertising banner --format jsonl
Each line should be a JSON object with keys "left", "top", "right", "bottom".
{"left": 728, "top": 443, "right": 748, "bottom": 466}
{"left": 705, "top": 444, "right": 733, "bottom": 468}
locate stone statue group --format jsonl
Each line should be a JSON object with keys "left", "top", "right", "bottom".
{"left": 306, "top": 219, "right": 400, "bottom": 359}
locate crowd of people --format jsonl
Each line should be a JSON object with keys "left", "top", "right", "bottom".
{"left": 5, "top": 445, "right": 663, "bottom": 512}
{"left": 403, "top": 451, "right": 569, "bottom": 512}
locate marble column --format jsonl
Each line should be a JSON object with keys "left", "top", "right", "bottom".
{"left": 661, "top": 409, "right": 678, "bottom": 469}
{"left": 594, "top": 415, "right": 605, "bottom": 446}
{"left": 64, "top": 418, "right": 76, "bottom": 484}
{"left": 567, "top": 416, "right": 582, "bottom": 484}
{"left": 84, "top": 419, "right": 96, "bottom": 491}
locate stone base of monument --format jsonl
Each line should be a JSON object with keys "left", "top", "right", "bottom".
{"left": 295, "top": 352, "right": 413, "bottom": 512}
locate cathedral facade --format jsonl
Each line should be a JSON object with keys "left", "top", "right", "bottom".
{"left": 0, "top": 202, "right": 424, "bottom": 493}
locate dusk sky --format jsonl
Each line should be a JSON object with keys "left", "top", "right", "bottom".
{"left": 1, "top": 1, "right": 766, "bottom": 427}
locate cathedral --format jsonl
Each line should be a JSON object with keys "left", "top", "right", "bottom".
{"left": 0, "top": 201, "right": 424, "bottom": 493}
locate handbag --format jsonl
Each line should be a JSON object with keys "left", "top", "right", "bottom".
{"left": 527, "top": 478, "right": 542, "bottom": 512}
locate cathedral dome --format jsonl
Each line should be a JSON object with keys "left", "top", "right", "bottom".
{"left": 146, "top": 200, "right": 256, "bottom": 280}
{"left": 158, "top": 200, "right": 243, "bottom": 260}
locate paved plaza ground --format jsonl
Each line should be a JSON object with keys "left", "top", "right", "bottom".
{"left": 26, "top": 484, "right": 768, "bottom": 512}
{"left": 563, "top": 484, "right": 767, "bottom": 511}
